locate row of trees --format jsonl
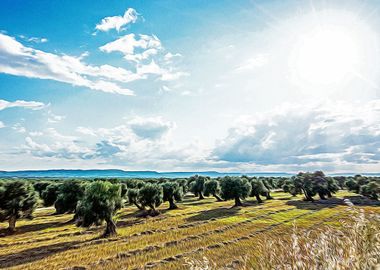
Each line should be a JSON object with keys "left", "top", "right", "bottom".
{"left": 1, "top": 173, "right": 378, "bottom": 236}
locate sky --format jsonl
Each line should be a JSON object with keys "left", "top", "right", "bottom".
{"left": 0, "top": 0, "right": 380, "bottom": 173}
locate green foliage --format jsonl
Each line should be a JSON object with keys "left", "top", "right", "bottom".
{"left": 120, "top": 183, "right": 128, "bottom": 198}
{"left": 360, "top": 181, "right": 380, "bottom": 200}
{"left": 220, "top": 177, "right": 251, "bottom": 206}
{"left": 204, "top": 180, "right": 223, "bottom": 201}
{"left": 138, "top": 184, "right": 163, "bottom": 214}
{"left": 76, "top": 181, "right": 122, "bottom": 237}
{"left": 41, "top": 184, "right": 59, "bottom": 207}
{"left": 54, "top": 181, "right": 85, "bottom": 214}
{"left": 0, "top": 181, "right": 38, "bottom": 232}
{"left": 250, "top": 178, "right": 268, "bottom": 203}
{"left": 189, "top": 175, "right": 207, "bottom": 199}
{"left": 162, "top": 182, "right": 182, "bottom": 209}
{"left": 33, "top": 181, "right": 50, "bottom": 197}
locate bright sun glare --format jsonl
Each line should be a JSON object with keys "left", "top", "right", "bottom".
{"left": 290, "top": 11, "right": 376, "bottom": 88}
{"left": 296, "top": 27, "right": 358, "bottom": 84}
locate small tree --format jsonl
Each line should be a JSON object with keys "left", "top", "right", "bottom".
{"left": 360, "top": 181, "right": 380, "bottom": 200}
{"left": 162, "top": 182, "right": 182, "bottom": 209}
{"left": 250, "top": 178, "right": 268, "bottom": 203}
{"left": 189, "top": 175, "right": 206, "bottom": 200}
{"left": 54, "top": 181, "right": 85, "bottom": 214}
{"left": 220, "top": 177, "right": 251, "bottom": 207}
{"left": 204, "top": 180, "right": 223, "bottom": 201}
{"left": 76, "top": 181, "right": 122, "bottom": 237}
{"left": 138, "top": 184, "right": 163, "bottom": 215}
{"left": 33, "top": 181, "right": 50, "bottom": 198}
{"left": 41, "top": 184, "right": 60, "bottom": 207}
{"left": 127, "top": 188, "right": 145, "bottom": 210}
{"left": 120, "top": 183, "right": 128, "bottom": 198}
{"left": 0, "top": 181, "right": 38, "bottom": 233}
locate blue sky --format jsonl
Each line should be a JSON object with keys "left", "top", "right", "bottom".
{"left": 0, "top": 0, "right": 380, "bottom": 172}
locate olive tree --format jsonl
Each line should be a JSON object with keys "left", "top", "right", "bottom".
{"left": 41, "top": 184, "right": 59, "bottom": 207}
{"left": 204, "top": 179, "right": 223, "bottom": 202}
{"left": 220, "top": 177, "right": 251, "bottom": 207}
{"left": 76, "top": 181, "right": 122, "bottom": 237}
{"left": 360, "top": 181, "right": 380, "bottom": 200}
{"left": 162, "top": 182, "right": 182, "bottom": 209}
{"left": 188, "top": 175, "right": 206, "bottom": 200}
{"left": 54, "top": 181, "right": 85, "bottom": 214}
{"left": 127, "top": 188, "right": 145, "bottom": 210}
{"left": 138, "top": 184, "right": 163, "bottom": 215}
{"left": 0, "top": 181, "right": 38, "bottom": 232}
{"left": 250, "top": 178, "right": 268, "bottom": 203}
{"left": 33, "top": 181, "right": 50, "bottom": 198}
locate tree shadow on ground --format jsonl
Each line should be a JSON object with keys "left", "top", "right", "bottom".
{"left": 286, "top": 199, "right": 340, "bottom": 210}
{"left": 343, "top": 195, "right": 380, "bottom": 206}
{"left": 0, "top": 219, "right": 72, "bottom": 236}
{"left": 0, "top": 238, "right": 92, "bottom": 268}
{"left": 185, "top": 206, "right": 241, "bottom": 222}
{"left": 183, "top": 200, "right": 217, "bottom": 206}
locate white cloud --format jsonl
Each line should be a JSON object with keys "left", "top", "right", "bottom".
{"left": 0, "top": 33, "right": 136, "bottom": 95}
{"left": 95, "top": 8, "right": 138, "bottom": 32}
{"left": 0, "top": 99, "right": 45, "bottom": 111}
{"left": 212, "top": 100, "right": 380, "bottom": 169}
{"left": 99, "top": 33, "right": 161, "bottom": 62}
{"left": 128, "top": 116, "right": 175, "bottom": 140}
{"left": 0, "top": 121, "right": 5, "bottom": 128}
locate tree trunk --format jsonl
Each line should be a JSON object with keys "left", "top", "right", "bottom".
{"left": 133, "top": 201, "right": 145, "bottom": 210}
{"left": 198, "top": 192, "right": 205, "bottom": 200}
{"left": 168, "top": 198, "right": 178, "bottom": 209}
{"left": 213, "top": 193, "right": 223, "bottom": 202}
{"left": 302, "top": 189, "right": 314, "bottom": 202}
{"left": 318, "top": 192, "right": 327, "bottom": 200}
{"left": 8, "top": 215, "right": 17, "bottom": 233}
{"left": 266, "top": 192, "right": 273, "bottom": 200}
{"left": 234, "top": 197, "right": 243, "bottom": 207}
{"left": 327, "top": 191, "right": 332, "bottom": 198}
{"left": 255, "top": 194, "right": 263, "bottom": 203}
{"left": 103, "top": 218, "right": 117, "bottom": 237}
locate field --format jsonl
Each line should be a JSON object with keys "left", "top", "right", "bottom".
{"left": 1, "top": 190, "right": 378, "bottom": 270}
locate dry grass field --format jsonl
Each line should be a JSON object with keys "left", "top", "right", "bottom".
{"left": 0, "top": 190, "right": 379, "bottom": 270}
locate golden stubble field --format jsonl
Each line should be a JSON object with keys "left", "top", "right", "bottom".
{"left": 0, "top": 191, "right": 379, "bottom": 270}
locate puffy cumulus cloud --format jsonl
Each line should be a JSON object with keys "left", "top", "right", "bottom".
{"left": 0, "top": 33, "right": 135, "bottom": 95}
{"left": 212, "top": 100, "right": 380, "bottom": 170}
{"left": 128, "top": 116, "right": 175, "bottom": 140}
{"left": 95, "top": 8, "right": 138, "bottom": 32}
{"left": 23, "top": 128, "right": 92, "bottom": 160}
{"left": 99, "top": 34, "right": 162, "bottom": 62}
{"left": 19, "top": 116, "right": 178, "bottom": 163}
{"left": 100, "top": 35, "right": 188, "bottom": 82}
{"left": 0, "top": 99, "right": 45, "bottom": 111}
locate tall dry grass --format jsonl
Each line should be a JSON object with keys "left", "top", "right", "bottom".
{"left": 185, "top": 200, "right": 380, "bottom": 270}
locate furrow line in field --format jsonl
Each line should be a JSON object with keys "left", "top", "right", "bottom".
{"left": 84, "top": 207, "right": 295, "bottom": 269}
{"left": 139, "top": 210, "right": 318, "bottom": 269}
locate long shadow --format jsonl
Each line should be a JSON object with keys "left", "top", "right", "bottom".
{"left": 0, "top": 238, "right": 92, "bottom": 268}
{"left": 185, "top": 206, "right": 241, "bottom": 222}
{"left": 343, "top": 195, "right": 380, "bottom": 206}
{"left": 183, "top": 200, "right": 217, "bottom": 206}
{"left": 0, "top": 219, "right": 72, "bottom": 236}
{"left": 286, "top": 199, "right": 340, "bottom": 210}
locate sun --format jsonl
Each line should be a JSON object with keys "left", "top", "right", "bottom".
{"left": 289, "top": 11, "right": 376, "bottom": 88}
{"left": 295, "top": 27, "right": 358, "bottom": 85}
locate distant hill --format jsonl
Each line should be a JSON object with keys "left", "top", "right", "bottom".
{"left": 0, "top": 169, "right": 292, "bottom": 178}
{"left": 0, "top": 169, "right": 378, "bottom": 178}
